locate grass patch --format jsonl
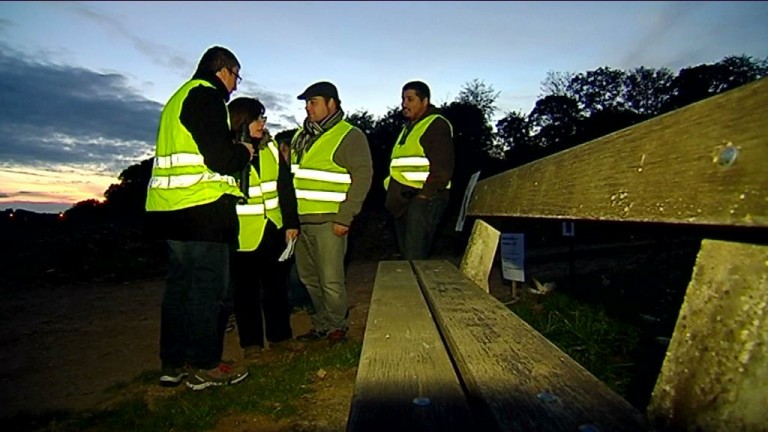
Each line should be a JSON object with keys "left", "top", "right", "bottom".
{"left": 10, "top": 342, "right": 362, "bottom": 432}
{"left": 507, "top": 291, "right": 641, "bottom": 396}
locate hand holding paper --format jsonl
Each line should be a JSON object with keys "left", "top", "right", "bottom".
{"left": 278, "top": 236, "right": 297, "bottom": 262}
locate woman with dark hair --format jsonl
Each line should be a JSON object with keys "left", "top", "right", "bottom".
{"left": 228, "top": 97, "right": 302, "bottom": 359}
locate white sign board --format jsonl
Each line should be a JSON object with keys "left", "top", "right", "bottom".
{"left": 500, "top": 233, "right": 525, "bottom": 282}
{"left": 455, "top": 170, "right": 481, "bottom": 232}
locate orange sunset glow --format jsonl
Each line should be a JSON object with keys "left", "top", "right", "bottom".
{"left": 0, "top": 165, "right": 118, "bottom": 213}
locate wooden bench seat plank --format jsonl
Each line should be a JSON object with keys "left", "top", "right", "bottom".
{"left": 347, "top": 261, "right": 474, "bottom": 431}
{"left": 413, "top": 260, "right": 648, "bottom": 432}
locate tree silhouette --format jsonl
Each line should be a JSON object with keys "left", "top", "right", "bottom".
{"left": 667, "top": 55, "right": 768, "bottom": 110}
{"left": 65, "top": 198, "right": 107, "bottom": 223}
{"left": 364, "top": 107, "right": 403, "bottom": 211}
{"left": 346, "top": 110, "right": 376, "bottom": 137}
{"left": 540, "top": 71, "right": 576, "bottom": 97}
{"left": 102, "top": 158, "right": 153, "bottom": 224}
{"left": 528, "top": 95, "right": 582, "bottom": 151}
{"left": 441, "top": 101, "right": 494, "bottom": 210}
{"left": 496, "top": 110, "right": 536, "bottom": 167}
{"left": 567, "top": 66, "right": 628, "bottom": 115}
{"left": 623, "top": 66, "right": 675, "bottom": 116}
{"left": 457, "top": 79, "right": 500, "bottom": 122}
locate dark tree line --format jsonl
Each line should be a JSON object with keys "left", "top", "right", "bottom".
{"left": 496, "top": 54, "right": 767, "bottom": 170}
{"left": 69, "top": 54, "right": 767, "bottom": 225}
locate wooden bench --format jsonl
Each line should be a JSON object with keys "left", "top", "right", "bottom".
{"left": 466, "top": 77, "right": 767, "bottom": 430}
{"left": 348, "top": 260, "right": 647, "bottom": 431}
{"left": 350, "top": 78, "right": 767, "bottom": 430}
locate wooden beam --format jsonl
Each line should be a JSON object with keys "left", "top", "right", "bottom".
{"left": 468, "top": 78, "right": 768, "bottom": 228}
{"left": 413, "top": 260, "right": 648, "bottom": 431}
{"left": 648, "top": 239, "right": 768, "bottom": 430}
{"left": 459, "top": 219, "right": 500, "bottom": 292}
{"left": 347, "top": 261, "right": 474, "bottom": 431}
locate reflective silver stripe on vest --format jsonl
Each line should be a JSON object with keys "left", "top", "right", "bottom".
{"left": 236, "top": 203, "right": 265, "bottom": 215}
{"left": 154, "top": 153, "right": 205, "bottom": 168}
{"left": 248, "top": 186, "right": 264, "bottom": 197}
{"left": 290, "top": 164, "right": 299, "bottom": 174}
{"left": 294, "top": 168, "right": 351, "bottom": 184}
{"left": 264, "top": 197, "right": 279, "bottom": 209}
{"left": 390, "top": 156, "right": 430, "bottom": 167}
{"left": 402, "top": 172, "right": 430, "bottom": 182}
{"left": 148, "top": 172, "right": 237, "bottom": 189}
{"left": 260, "top": 181, "right": 277, "bottom": 193}
{"left": 295, "top": 189, "right": 347, "bottom": 202}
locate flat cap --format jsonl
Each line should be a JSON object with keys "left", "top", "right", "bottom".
{"left": 297, "top": 81, "right": 339, "bottom": 101}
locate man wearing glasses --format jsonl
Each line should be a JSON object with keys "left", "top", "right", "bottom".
{"left": 146, "top": 46, "right": 254, "bottom": 390}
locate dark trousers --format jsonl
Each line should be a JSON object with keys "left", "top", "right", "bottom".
{"left": 160, "top": 240, "right": 230, "bottom": 370}
{"left": 287, "top": 260, "right": 315, "bottom": 314}
{"left": 231, "top": 222, "right": 292, "bottom": 348}
{"left": 395, "top": 195, "right": 449, "bottom": 260}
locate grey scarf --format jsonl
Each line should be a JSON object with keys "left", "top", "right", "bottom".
{"left": 293, "top": 109, "right": 345, "bottom": 163}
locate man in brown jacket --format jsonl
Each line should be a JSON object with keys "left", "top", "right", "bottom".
{"left": 385, "top": 80, "right": 454, "bottom": 259}
{"left": 291, "top": 81, "right": 373, "bottom": 344}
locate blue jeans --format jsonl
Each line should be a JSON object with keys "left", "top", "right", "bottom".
{"left": 395, "top": 195, "right": 448, "bottom": 260}
{"left": 160, "top": 240, "right": 230, "bottom": 370}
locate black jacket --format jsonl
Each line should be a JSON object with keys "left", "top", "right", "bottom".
{"left": 145, "top": 72, "right": 251, "bottom": 245}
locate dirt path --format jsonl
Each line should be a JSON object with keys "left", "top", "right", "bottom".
{"left": 0, "top": 260, "right": 378, "bottom": 424}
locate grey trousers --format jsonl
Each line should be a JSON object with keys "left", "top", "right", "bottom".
{"left": 295, "top": 222, "right": 348, "bottom": 332}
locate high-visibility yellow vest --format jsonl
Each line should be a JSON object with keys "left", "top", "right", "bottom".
{"left": 146, "top": 79, "right": 242, "bottom": 211}
{"left": 291, "top": 121, "right": 354, "bottom": 215}
{"left": 236, "top": 141, "right": 283, "bottom": 251}
{"left": 384, "top": 114, "right": 453, "bottom": 190}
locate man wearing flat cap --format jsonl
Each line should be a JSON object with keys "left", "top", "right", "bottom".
{"left": 290, "top": 81, "right": 373, "bottom": 345}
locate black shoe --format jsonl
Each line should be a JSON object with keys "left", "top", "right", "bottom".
{"left": 296, "top": 329, "right": 327, "bottom": 341}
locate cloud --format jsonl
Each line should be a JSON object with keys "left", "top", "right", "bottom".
{"left": 0, "top": 44, "right": 161, "bottom": 171}
{"left": 618, "top": 2, "right": 704, "bottom": 70}
{"left": 61, "top": 3, "right": 297, "bottom": 131}
{"left": 0, "top": 42, "right": 161, "bottom": 211}
{"left": 65, "top": 2, "right": 192, "bottom": 72}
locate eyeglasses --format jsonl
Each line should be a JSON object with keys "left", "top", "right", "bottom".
{"left": 258, "top": 116, "right": 267, "bottom": 123}
{"left": 228, "top": 68, "right": 242, "bottom": 85}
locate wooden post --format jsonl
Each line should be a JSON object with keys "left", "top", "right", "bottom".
{"left": 459, "top": 219, "right": 500, "bottom": 293}
{"left": 648, "top": 239, "right": 768, "bottom": 430}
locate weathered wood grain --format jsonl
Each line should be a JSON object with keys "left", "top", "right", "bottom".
{"left": 346, "top": 261, "right": 474, "bottom": 432}
{"left": 468, "top": 78, "right": 768, "bottom": 228}
{"left": 459, "top": 219, "right": 500, "bottom": 292}
{"left": 413, "top": 260, "right": 648, "bottom": 431}
{"left": 648, "top": 239, "right": 768, "bottom": 430}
